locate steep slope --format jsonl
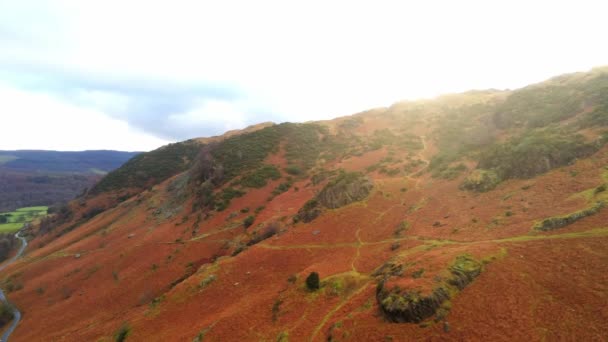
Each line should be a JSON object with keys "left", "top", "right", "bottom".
{"left": 2, "top": 67, "right": 608, "bottom": 341}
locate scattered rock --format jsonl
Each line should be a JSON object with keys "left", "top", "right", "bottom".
{"left": 74, "top": 253, "right": 81, "bottom": 259}
{"left": 128, "top": 233, "right": 135, "bottom": 239}
{"left": 312, "top": 230, "right": 321, "bottom": 235}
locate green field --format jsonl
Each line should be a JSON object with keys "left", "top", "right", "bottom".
{"left": 0, "top": 206, "right": 48, "bottom": 233}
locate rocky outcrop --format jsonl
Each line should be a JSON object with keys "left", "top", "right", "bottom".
{"left": 316, "top": 172, "right": 373, "bottom": 209}
{"left": 376, "top": 255, "right": 483, "bottom": 323}
{"left": 534, "top": 201, "right": 604, "bottom": 231}
{"left": 294, "top": 172, "right": 373, "bottom": 223}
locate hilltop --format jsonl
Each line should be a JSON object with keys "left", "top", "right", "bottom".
{"left": 2, "top": 67, "right": 608, "bottom": 341}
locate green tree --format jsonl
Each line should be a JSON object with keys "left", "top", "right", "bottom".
{"left": 306, "top": 272, "right": 320, "bottom": 291}
{"left": 243, "top": 215, "right": 255, "bottom": 228}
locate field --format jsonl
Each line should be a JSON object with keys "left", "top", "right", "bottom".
{"left": 0, "top": 206, "right": 47, "bottom": 233}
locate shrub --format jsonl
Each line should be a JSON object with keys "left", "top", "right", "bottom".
{"left": 595, "top": 184, "right": 607, "bottom": 194}
{"left": 272, "top": 182, "right": 292, "bottom": 196}
{"left": 306, "top": 272, "right": 320, "bottom": 291}
{"left": 394, "top": 221, "right": 409, "bottom": 237}
{"left": 239, "top": 165, "right": 281, "bottom": 188}
{"left": 114, "top": 323, "right": 131, "bottom": 342}
{"left": 294, "top": 199, "right": 321, "bottom": 223}
{"left": 432, "top": 163, "right": 467, "bottom": 180}
{"left": 254, "top": 206, "right": 265, "bottom": 214}
{"left": 93, "top": 140, "right": 200, "bottom": 193}
{"left": 461, "top": 169, "right": 501, "bottom": 192}
{"left": 478, "top": 130, "right": 598, "bottom": 180}
{"left": 285, "top": 165, "right": 303, "bottom": 175}
{"left": 0, "top": 302, "right": 14, "bottom": 327}
{"left": 243, "top": 215, "right": 255, "bottom": 228}
{"left": 247, "top": 223, "right": 279, "bottom": 246}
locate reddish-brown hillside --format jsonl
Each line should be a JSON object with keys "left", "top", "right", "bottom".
{"left": 2, "top": 67, "right": 608, "bottom": 341}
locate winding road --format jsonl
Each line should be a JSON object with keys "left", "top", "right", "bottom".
{"left": 0, "top": 230, "right": 27, "bottom": 342}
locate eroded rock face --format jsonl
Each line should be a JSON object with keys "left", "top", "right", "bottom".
{"left": 376, "top": 255, "right": 483, "bottom": 323}
{"left": 377, "top": 286, "right": 450, "bottom": 323}
{"left": 317, "top": 172, "right": 373, "bottom": 209}
{"left": 294, "top": 172, "right": 373, "bottom": 223}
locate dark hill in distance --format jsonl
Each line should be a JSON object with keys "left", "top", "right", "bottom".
{"left": 0, "top": 150, "right": 139, "bottom": 173}
{"left": 0, "top": 150, "right": 140, "bottom": 211}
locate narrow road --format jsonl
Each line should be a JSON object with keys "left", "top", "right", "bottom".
{"left": 0, "top": 230, "right": 27, "bottom": 342}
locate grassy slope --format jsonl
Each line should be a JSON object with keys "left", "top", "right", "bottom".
{"left": 3, "top": 67, "right": 608, "bottom": 341}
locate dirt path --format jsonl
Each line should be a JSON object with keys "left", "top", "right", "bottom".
{"left": 0, "top": 230, "right": 27, "bottom": 342}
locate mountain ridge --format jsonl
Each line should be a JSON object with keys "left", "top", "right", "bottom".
{"left": 3, "top": 66, "right": 608, "bottom": 341}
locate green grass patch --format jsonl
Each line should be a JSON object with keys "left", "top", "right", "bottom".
{"left": 16, "top": 206, "right": 48, "bottom": 212}
{"left": 0, "top": 206, "right": 48, "bottom": 232}
{"left": 0, "top": 223, "right": 24, "bottom": 233}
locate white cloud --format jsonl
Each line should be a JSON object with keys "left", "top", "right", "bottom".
{"left": 1, "top": 0, "right": 608, "bottom": 150}
{"left": 167, "top": 99, "right": 248, "bottom": 133}
{"left": 0, "top": 84, "right": 169, "bottom": 151}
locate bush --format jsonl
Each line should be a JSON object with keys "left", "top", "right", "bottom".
{"left": 432, "top": 163, "right": 467, "bottom": 180}
{"left": 306, "top": 272, "right": 320, "bottom": 291}
{"left": 114, "top": 323, "right": 131, "bottom": 342}
{"left": 243, "top": 215, "right": 255, "bottom": 228}
{"left": 239, "top": 165, "right": 281, "bottom": 188}
{"left": 93, "top": 140, "right": 201, "bottom": 193}
{"left": 247, "top": 223, "right": 279, "bottom": 246}
{"left": 461, "top": 169, "right": 501, "bottom": 192}
{"left": 294, "top": 199, "right": 321, "bottom": 223}
{"left": 0, "top": 301, "right": 14, "bottom": 327}
{"left": 284, "top": 165, "right": 303, "bottom": 175}
{"left": 478, "top": 130, "right": 598, "bottom": 180}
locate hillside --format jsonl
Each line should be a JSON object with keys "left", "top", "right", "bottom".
{"left": 2, "top": 67, "right": 608, "bottom": 341}
{"left": 0, "top": 150, "right": 139, "bottom": 212}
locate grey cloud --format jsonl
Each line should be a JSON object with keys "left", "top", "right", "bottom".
{"left": 1, "top": 63, "right": 278, "bottom": 141}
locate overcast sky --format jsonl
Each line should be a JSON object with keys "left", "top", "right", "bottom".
{"left": 1, "top": 0, "right": 607, "bottom": 151}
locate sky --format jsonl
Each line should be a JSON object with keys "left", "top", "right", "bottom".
{"left": 1, "top": 0, "right": 607, "bottom": 151}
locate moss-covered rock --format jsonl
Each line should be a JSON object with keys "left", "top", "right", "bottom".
{"left": 377, "top": 255, "right": 483, "bottom": 323}
{"left": 534, "top": 201, "right": 604, "bottom": 231}
{"left": 460, "top": 169, "right": 501, "bottom": 192}
{"left": 317, "top": 171, "right": 373, "bottom": 209}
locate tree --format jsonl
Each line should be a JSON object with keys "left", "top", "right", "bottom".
{"left": 306, "top": 272, "right": 320, "bottom": 291}
{"left": 0, "top": 215, "right": 7, "bottom": 224}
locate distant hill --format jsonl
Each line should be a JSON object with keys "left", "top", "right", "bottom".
{"left": 0, "top": 150, "right": 140, "bottom": 211}
{"left": 0, "top": 150, "right": 139, "bottom": 173}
